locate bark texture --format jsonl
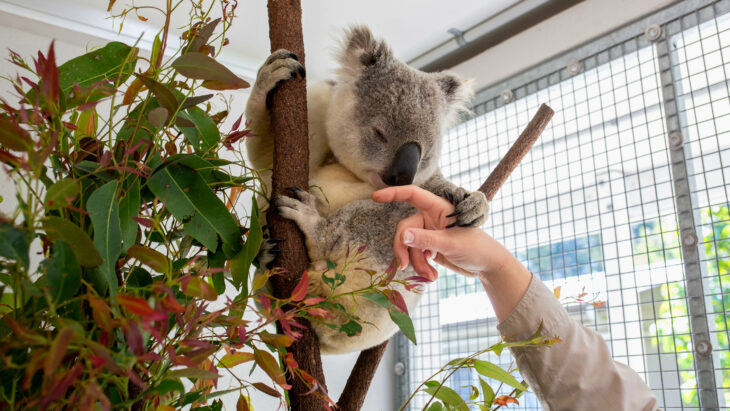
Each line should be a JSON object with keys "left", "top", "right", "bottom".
{"left": 479, "top": 104, "right": 554, "bottom": 200}
{"left": 266, "top": 1, "right": 328, "bottom": 410}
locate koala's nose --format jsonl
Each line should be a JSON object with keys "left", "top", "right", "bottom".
{"left": 381, "top": 142, "right": 421, "bottom": 186}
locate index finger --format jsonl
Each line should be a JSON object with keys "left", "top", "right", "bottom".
{"left": 372, "top": 185, "right": 451, "bottom": 214}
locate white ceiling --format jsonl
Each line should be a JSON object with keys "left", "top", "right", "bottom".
{"left": 0, "top": 0, "right": 521, "bottom": 83}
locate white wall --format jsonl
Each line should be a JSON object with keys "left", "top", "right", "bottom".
{"left": 453, "top": 0, "right": 677, "bottom": 92}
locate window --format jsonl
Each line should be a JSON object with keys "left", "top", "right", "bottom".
{"left": 396, "top": 1, "right": 730, "bottom": 410}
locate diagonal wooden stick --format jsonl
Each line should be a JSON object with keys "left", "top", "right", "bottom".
{"left": 336, "top": 103, "right": 554, "bottom": 411}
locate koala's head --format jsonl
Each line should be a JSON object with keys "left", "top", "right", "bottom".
{"left": 325, "top": 26, "right": 472, "bottom": 188}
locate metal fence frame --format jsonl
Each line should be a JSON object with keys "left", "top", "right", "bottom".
{"left": 395, "top": 0, "right": 729, "bottom": 409}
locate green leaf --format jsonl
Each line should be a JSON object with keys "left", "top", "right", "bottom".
{"left": 230, "top": 197, "right": 261, "bottom": 292}
{"left": 44, "top": 178, "right": 80, "bottom": 209}
{"left": 87, "top": 181, "right": 121, "bottom": 296}
{"left": 178, "top": 107, "right": 220, "bottom": 151}
{"left": 423, "top": 383, "right": 469, "bottom": 411}
{"left": 148, "top": 163, "right": 241, "bottom": 256}
{"left": 362, "top": 292, "right": 389, "bottom": 309}
{"left": 478, "top": 377, "right": 495, "bottom": 408}
{"left": 167, "top": 367, "right": 220, "bottom": 380}
{"left": 472, "top": 359, "right": 527, "bottom": 391}
{"left": 425, "top": 401, "right": 444, "bottom": 411}
{"left": 185, "top": 18, "right": 220, "bottom": 54}
{"left": 47, "top": 241, "right": 81, "bottom": 303}
{"left": 362, "top": 292, "right": 416, "bottom": 344}
{"left": 208, "top": 247, "right": 226, "bottom": 294}
{"left": 42, "top": 217, "right": 103, "bottom": 267}
{"left": 128, "top": 245, "right": 171, "bottom": 275}
{"left": 136, "top": 75, "right": 179, "bottom": 115}
{"left": 389, "top": 309, "right": 416, "bottom": 345}
{"left": 147, "top": 379, "right": 184, "bottom": 396}
{"left": 58, "top": 42, "right": 137, "bottom": 108}
{"left": 326, "top": 259, "right": 337, "bottom": 270}
{"left": 171, "top": 52, "right": 249, "bottom": 90}
{"left": 119, "top": 179, "right": 140, "bottom": 253}
{"left": 0, "top": 222, "right": 29, "bottom": 268}
{"left": 340, "top": 320, "right": 362, "bottom": 337}
{"left": 126, "top": 266, "right": 152, "bottom": 288}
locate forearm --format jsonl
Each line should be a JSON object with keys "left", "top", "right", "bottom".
{"left": 477, "top": 242, "right": 532, "bottom": 322}
{"left": 495, "top": 275, "right": 659, "bottom": 411}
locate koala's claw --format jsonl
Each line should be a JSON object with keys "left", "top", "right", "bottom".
{"left": 256, "top": 237, "right": 282, "bottom": 270}
{"left": 253, "top": 49, "right": 306, "bottom": 108}
{"left": 442, "top": 188, "right": 489, "bottom": 228}
{"left": 273, "top": 191, "right": 322, "bottom": 235}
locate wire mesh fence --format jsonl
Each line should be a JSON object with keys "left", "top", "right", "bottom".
{"left": 396, "top": 1, "right": 730, "bottom": 409}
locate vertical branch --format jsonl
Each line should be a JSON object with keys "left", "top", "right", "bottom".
{"left": 266, "top": 0, "right": 328, "bottom": 409}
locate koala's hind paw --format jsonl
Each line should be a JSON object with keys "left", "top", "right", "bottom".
{"left": 273, "top": 189, "right": 322, "bottom": 234}
{"left": 443, "top": 188, "right": 489, "bottom": 227}
{"left": 253, "top": 49, "right": 305, "bottom": 107}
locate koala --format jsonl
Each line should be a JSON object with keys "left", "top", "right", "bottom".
{"left": 244, "top": 26, "right": 488, "bottom": 354}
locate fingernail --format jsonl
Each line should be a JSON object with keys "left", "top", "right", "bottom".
{"left": 403, "top": 230, "right": 414, "bottom": 245}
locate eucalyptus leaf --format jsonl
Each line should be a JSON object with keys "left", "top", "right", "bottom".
{"left": 118, "top": 179, "right": 140, "bottom": 253}
{"left": 87, "top": 181, "right": 121, "bottom": 296}
{"left": 423, "top": 383, "right": 469, "bottom": 411}
{"left": 47, "top": 241, "right": 81, "bottom": 303}
{"left": 178, "top": 107, "right": 220, "bottom": 151}
{"left": 389, "top": 309, "right": 416, "bottom": 345}
{"left": 0, "top": 222, "right": 29, "bottom": 268}
{"left": 472, "top": 359, "right": 527, "bottom": 391}
{"left": 44, "top": 178, "right": 80, "bottom": 209}
{"left": 42, "top": 217, "right": 103, "bottom": 267}
{"left": 58, "top": 42, "right": 137, "bottom": 108}
{"left": 230, "top": 197, "right": 261, "bottom": 292}
{"left": 148, "top": 163, "right": 241, "bottom": 257}
{"left": 171, "top": 52, "right": 249, "bottom": 90}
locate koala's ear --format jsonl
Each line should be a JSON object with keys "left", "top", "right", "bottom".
{"left": 434, "top": 72, "right": 474, "bottom": 125}
{"left": 338, "top": 26, "right": 392, "bottom": 73}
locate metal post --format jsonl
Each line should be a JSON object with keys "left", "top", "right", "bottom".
{"left": 655, "top": 29, "right": 719, "bottom": 410}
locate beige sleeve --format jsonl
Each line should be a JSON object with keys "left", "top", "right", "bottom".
{"left": 496, "top": 274, "right": 660, "bottom": 411}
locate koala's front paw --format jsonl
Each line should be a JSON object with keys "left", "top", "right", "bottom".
{"left": 443, "top": 188, "right": 489, "bottom": 227}
{"left": 273, "top": 187, "right": 322, "bottom": 235}
{"left": 253, "top": 49, "right": 306, "bottom": 107}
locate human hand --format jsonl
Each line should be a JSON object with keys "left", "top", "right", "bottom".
{"left": 372, "top": 185, "right": 508, "bottom": 281}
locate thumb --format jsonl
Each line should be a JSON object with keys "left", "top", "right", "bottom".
{"left": 403, "top": 228, "right": 450, "bottom": 254}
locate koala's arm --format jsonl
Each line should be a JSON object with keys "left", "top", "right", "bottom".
{"left": 244, "top": 48, "right": 336, "bottom": 175}
{"left": 422, "top": 171, "right": 489, "bottom": 227}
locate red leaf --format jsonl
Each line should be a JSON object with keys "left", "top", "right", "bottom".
{"left": 290, "top": 270, "right": 308, "bottom": 301}
{"left": 44, "top": 327, "right": 74, "bottom": 377}
{"left": 284, "top": 352, "right": 298, "bottom": 371}
{"left": 118, "top": 294, "right": 155, "bottom": 317}
{"left": 302, "top": 297, "right": 325, "bottom": 305}
{"left": 494, "top": 395, "right": 519, "bottom": 406}
{"left": 385, "top": 289, "right": 409, "bottom": 314}
{"left": 132, "top": 216, "right": 154, "bottom": 228}
{"left": 35, "top": 42, "right": 59, "bottom": 103}
{"left": 231, "top": 113, "right": 242, "bottom": 130}
{"left": 122, "top": 321, "right": 145, "bottom": 356}
{"left": 160, "top": 295, "right": 186, "bottom": 313}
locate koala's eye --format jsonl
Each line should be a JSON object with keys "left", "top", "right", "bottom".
{"left": 372, "top": 128, "right": 388, "bottom": 144}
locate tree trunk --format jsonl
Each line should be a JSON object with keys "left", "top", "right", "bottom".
{"left": 266, "top": 1, "right": 328, "bottom": 410}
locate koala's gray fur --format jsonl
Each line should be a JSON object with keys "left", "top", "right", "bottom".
{"left": 244, "top": 26, "right": 488, "bottom": 354}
